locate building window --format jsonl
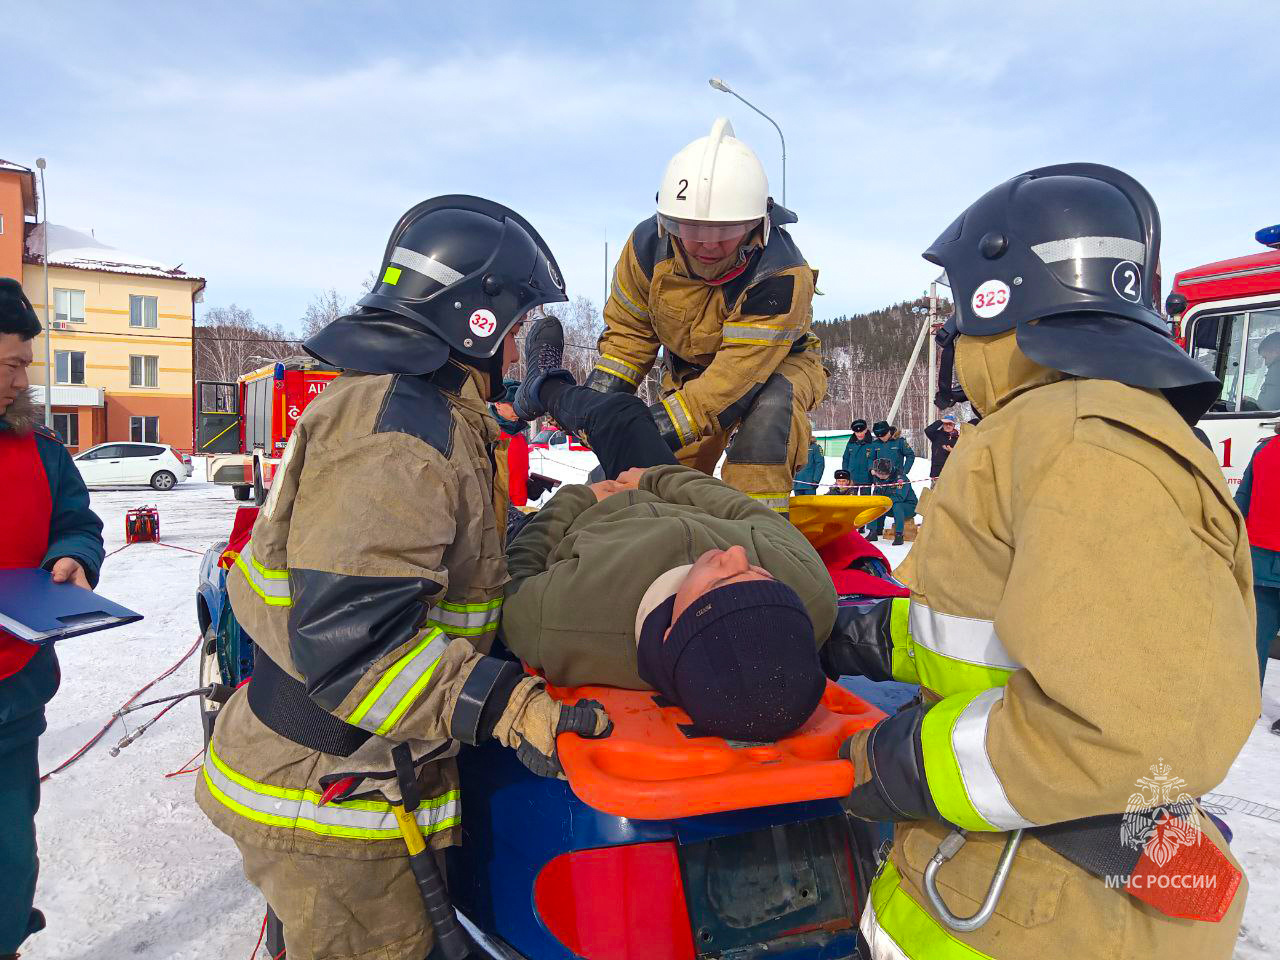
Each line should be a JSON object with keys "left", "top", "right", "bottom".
{"left": 130, "top": 416, "right": 159, "bottom": 443}
{"left": 129, "top": 294, "right": 158, "bottom": 328}
{"left": 52, "top": 412, "right": 80, "bottom": 447}
{"left": 55, "top": 350, "right": 86, "bottom": 385}
{"left": 54, "top": 288, "right": 85, "bottom": 324}
{"left": 130, "top": 354, "right": 159, "bottom": 388}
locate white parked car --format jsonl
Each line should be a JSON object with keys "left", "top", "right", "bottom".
{"left": 73, "top": 442, "right": 193, "bottom": 490}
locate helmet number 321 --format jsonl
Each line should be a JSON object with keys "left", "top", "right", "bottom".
{"left": 469, "top": 309, "right": 498, "bottom": 338}
{"left": 971, "top": 279, "right": 1011, "bottom": 319}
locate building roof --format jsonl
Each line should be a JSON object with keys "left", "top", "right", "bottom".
{"left": 25, "top": 222, "right": 206, "bottom": 289}
{"left": 0, "top": 159, "right": 38, "bottom": 218}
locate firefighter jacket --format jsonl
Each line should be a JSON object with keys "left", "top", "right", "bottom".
{"left": 586, "top": 213, "right": 827, "bottom": 510}
{"left": 196, "top": 361, "right": 509, "bottom": 859}
{"left": 500, "top": 464, "right": 836, "bottom": 689}
{"left": 846, "top": 331, "right": 1258, "bottom": 959}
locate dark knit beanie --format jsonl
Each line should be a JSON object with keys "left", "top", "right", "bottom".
{"left": 0, "top": 278, "right": 41, "bottom": 339}
{"left": 636, "top": 579, "right": 825, "bottom": 743}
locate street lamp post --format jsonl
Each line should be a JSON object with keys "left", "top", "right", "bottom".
{"left": 35, "top": 158, "right": 51, "bottom": 429}
{"left": 708, "top": 77, "right": 786, "bottom": 207}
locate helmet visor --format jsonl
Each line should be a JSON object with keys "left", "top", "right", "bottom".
{"left": 658, "top": 214, "right": 760, "bottom": 243}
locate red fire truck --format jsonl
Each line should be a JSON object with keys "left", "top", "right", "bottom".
{"left": 194, "top": 358, "right": 339, "bottom": 501}
{"left": 1167, "top": 224, "right": 1280, "bottom": 487}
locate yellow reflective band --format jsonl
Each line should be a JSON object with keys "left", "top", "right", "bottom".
{"left": 233, "top": 543, "right": 292, "bottom": 608}
{"left": 382, "top": 265, "right": 402, "bottom": 285}
{"left": 595, "top": 355, "right": 642, "bottom": 386}
{"left": 920, "top": 688, "right": 1035, "bottom": 832}
{"left": 661, "top": 395, "right": 696, "bottom": 447}
{"left": 202, "top": 743, "right": 460, "bottom": 841}
{"left": 723, "top": 323, "right": 797, "bottom": 346}
{"left": 611, "top": 273, "right": 649, "bottom": 321}
{"left": 428, "top": 597, "right": 503, "bottom": 638}
{"left": 863, "top": 859, "right": 996, "bottom": 960}
{"left": 747, "top": 492, "right": 791, "bottom": 513}
{"left": 347, "top": 627, "right": 449, "bottom": 735}
{"left": 889, "top": 596, "right": 919, "bottom": 684}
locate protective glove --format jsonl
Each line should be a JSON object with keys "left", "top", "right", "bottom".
{"left": 839, "top": 705, "right": 941, "bottom": 824}
{"left": 491, "top": 675, "right": 612, "bottom": 778}
{"left": 648, "top": 398, "right": 688, "bottom": 453}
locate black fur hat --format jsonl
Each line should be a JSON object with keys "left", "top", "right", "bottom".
{"left": 0, "top": 278, "right": 41, "bottom": 338}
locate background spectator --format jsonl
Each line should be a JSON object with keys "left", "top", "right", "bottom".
{"left": 491, "top": 378, "right": 530, "bottom": 507}
{"left": 1234, "top": 424, "right": 1280, "bottom": 718}
{"left": 924, "top": 413, "right": 960, "bottom": 479}
{"left": 866, "top": 456, "right": 918, "bottom": 545}
{"left": 794, "top": 432, "right": 825, "bottom": 494}
{"left": 841, "top": 419, "right": 874, "bottom": 493}
{"left": 827, "top": 468, "right": 855, "bottom": 495}
{"left": 0, "top": 278, "right": 105, "bottom": 956}
{"left": 1258, "top": 332, "right": 1280, "bottom": 411}
{"left": 869, "top": 421, "right": 915, "bottom": 479}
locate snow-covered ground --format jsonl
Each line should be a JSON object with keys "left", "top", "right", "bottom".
{"left": 25, "top": 474, "right": 1280, "bottom": 959}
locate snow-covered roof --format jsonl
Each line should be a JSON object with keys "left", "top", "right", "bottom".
{"left": 0, "top": 158, "right": 32, "bottom": 174}
{"left": 25, "top": 222, "right": 205, "bottom": 285}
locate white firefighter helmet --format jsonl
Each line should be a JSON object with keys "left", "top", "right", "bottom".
{"left": 657, "top": 118, "right": 771, "bottom": 245}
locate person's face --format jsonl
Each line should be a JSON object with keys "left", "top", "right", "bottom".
{"left": 670, "top": 545, "right": 773, "bottom": 625}
{"left": 501, "top": 321, "right": 523, "bottom": 374}
{"left": 494, "top": 401, "right": 517, "bottom": 421}
{"left": 943, "top": 420, "right": 957, "bottom": 433}
{"left": 1262, "top": 344, "right": 1280, "bottom": 367}
{"left": 835, "top": 477, "right": 851, "bottom": 488}
{"left": 0, "top": 334, "right": 33, "bottom": 416}
{"left": 874, "top": 431, "right": 890, "bottom": 442}
{"left": 679, "top": 229, "right": 751, "bottom": 280}
{"left": 853, "top": 428, "right": 867, "bottom": 439}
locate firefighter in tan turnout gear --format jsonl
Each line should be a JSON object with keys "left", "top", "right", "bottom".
{"left": 828, "top": 165, "right": 1260, "bottom": 959}
{"left": 195, "top": 196, "right": 610, "bottom": 960}
{"left": 586, "top": 118, "right": 828, "bottom": 514}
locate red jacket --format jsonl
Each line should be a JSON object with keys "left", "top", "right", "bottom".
{"left": 1241, "top": 435, "right": 1280, "bottom": 552}
{"left": 504, "top": 430, "right": 530, "bottom": 507}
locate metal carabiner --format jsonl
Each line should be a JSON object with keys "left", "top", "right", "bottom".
{"left": 923, "top": 828, "right": 1023, "bottom": 932}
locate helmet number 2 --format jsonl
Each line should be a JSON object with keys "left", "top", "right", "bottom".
{"left": 971, "top": 279, "right": 1011, "bottom": 319}
{"left": 1112, "top": 261, "right": 1142, "bottom": 303}
{"left": 676, "top": 179, "right": 688, "bottom": 201}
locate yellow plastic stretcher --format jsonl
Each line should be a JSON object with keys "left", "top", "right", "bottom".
{"left": 788, "top": 494, "right": 892, "bottom": 548}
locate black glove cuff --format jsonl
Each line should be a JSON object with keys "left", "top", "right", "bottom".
{"left": 556, "top": 699, "right": 612, "bottom": 739}
{"left": 844, "top": 706, "right": 942, "bottom": 824}
{"left": 452, "top": 657, "right": 524, "bottom": 745}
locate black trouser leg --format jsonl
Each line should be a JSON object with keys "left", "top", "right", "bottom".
{"left": 542, "top": 383, "right": 677, "bottom": 478}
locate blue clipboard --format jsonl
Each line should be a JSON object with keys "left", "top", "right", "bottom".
{"left": 0, "top": 568, "right": 143, "bottom": 644}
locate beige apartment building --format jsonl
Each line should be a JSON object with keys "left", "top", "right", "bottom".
{"left": 1, "top": 160, "right": 205, "bottom": 452}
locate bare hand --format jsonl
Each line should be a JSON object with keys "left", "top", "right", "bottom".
{"left": 613, "top": 467, "right": 647, "bottom": 488}
{"left": 588, "top": 480, "right": 628, "bottom": 502}
{"left": 50, "top": 557, "right": 90, "bottom": 589}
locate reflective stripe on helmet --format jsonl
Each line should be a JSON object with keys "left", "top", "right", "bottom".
{"left": 201, "top": 742, "right": 460, "bottom": 841}
{"left": 861, "top": 859, "right": 991, "bottom": 959}
{"left": 593, "top": 354, "right": 642, "bottom": 387}
{"left": 234, "top": 542, "right": 292, "bottom": 607}
{"left": 908, "top": 604, "right": 1019, "bottom": 697}
{"left": 389, "top": 245, "right": 465, "bottom": 288}
{"left": 921, "top": 687, "right": 1036, "bottom": 832}
{"left": 1031, "top": 235, "right": 1146, "bottom": 266}
{"left": 346, "top": 627, "right": 450, "bottom": 736}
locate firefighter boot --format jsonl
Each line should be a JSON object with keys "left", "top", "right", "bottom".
{"left": 513, "top": 315, "right": 573, "bottom": 421}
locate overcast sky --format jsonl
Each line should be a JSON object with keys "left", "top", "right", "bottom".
{"left": 3, "top": 1, "right": 1277, "bottom": 332}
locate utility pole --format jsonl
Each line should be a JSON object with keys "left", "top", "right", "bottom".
{"left": 926, "top": 282, "right": 938, "bottom": 430}
{"left": 36, "top": 158, "right": 52, "bottom": 429}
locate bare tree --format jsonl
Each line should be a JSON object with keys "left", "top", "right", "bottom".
{"left": 300, "top": 289, "right": 348, "bottom": 339}
{"left": 194, "top": 304, "right": 300, "bottom": 382}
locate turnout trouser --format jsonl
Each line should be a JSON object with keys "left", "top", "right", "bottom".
{"left": 543, "top": 382, "right": 677, "bottom": 479}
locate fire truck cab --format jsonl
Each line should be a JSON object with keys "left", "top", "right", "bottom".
{"left": 1168, "top": 224, "right": 1280, "bottom": 487}
{"left": 195, "top": 358, "right": 339, "bottom": 501}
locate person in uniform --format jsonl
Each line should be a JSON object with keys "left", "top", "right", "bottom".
{"left": 195, "top": 197, "right": 610, "bottom": 960}
{"left": 841, "top": 419, "right": 874, "bottom": 493}
{"left": 831, "top": 165, "right": 1258, "bottom": 959}
{"left": 584, "top": 118, "right": 828, "bottom": 515}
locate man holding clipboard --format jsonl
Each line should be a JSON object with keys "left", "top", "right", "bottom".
{"left": 0, "top": 279, "right": 105, "bottom": 959}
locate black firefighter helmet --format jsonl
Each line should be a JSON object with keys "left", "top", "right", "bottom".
{"left": 305, "top": 195, "right": 567, "bottom": 395}
{"left": 925, "top": 163, "right": 1218, "bottom": 423}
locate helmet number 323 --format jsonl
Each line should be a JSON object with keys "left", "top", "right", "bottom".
{"left": 971, "top": 279, "right": 1011, "bottom": 319}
